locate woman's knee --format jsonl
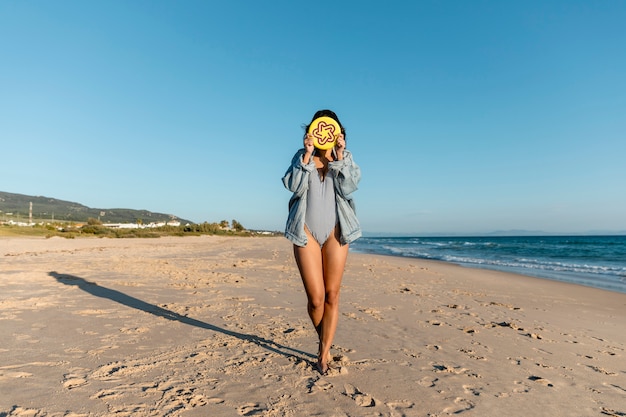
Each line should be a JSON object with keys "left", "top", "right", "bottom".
{"left": 308, "top": 294, "right": 325, "bottom": 310}
{"left": 324, "top": 289, "right": 341, "bottom": 307}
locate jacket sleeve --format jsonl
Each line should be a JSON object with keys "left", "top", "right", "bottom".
{"left": 282, "top": 149, "right": 315, "bottom": 196}
{"left": 329, "top": 150, "right": 360, "bottom": 197}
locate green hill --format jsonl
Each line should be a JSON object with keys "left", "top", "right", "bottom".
{"left": 0, "top": 191, "right": 193, "bottom": 224}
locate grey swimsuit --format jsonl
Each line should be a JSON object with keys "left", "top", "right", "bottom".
{"left": 305, "top": 170, "right": 337, "bottom": 246}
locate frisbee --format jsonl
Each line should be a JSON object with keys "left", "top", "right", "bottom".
{"left": 308, "top": 116, "right": 340, "bottom": 150}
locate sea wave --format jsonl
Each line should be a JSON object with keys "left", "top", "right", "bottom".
{"left": 379, "top": 246, "right": 625, "bottom": 277}
{"left": 351, "top": 236, "right": 626, "bottom": 293}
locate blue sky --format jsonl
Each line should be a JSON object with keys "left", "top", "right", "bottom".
{"left": 1, "top": 1, "right": 625, "bottom": 235}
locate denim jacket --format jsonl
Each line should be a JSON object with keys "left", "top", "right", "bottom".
{"left": 282, "top": 148, "right": 361, "bottom": 247}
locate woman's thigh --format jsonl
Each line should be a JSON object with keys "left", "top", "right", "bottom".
{"left": 321, "top": 227, "right": 349, "bottom": 293}
{"left": 293, "top": 228, "right": 325, "bottom": 301}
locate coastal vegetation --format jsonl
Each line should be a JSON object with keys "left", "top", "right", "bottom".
{"left": 0, "top": 218, "right": 277, "bottom": 239}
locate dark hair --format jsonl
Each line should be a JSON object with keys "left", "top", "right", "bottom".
{"left": 303, "top": 109, "right": 346, "bottom": 141}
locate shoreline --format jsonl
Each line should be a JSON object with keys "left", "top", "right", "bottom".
{"left": 1, "top": 235, "right": 625, "bottom": 416}
{"left": 352, "top": 248, "right": 626, "bottom": 295}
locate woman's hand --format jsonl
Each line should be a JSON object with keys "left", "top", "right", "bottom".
{"left": 335, "top": 133, "right": 345, "bottom": 160}
{"left": 303, "top": 134, "right": 315, "bottom": 164}
{"left": 304, "top": 134, "right": 315, "bottom": 154}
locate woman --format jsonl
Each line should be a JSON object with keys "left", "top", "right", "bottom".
{"left": 282, "top": 109, "right": 361, "bottom": 374}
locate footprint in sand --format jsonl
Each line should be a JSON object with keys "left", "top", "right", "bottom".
{"left": 91, "top": 362, "right": 128, "bottom": 381}
{"left": 443, "top": 397, "right": 475, "bottom": 414}
{"left": 385, "top": 400, "right": 415, "bottom": 413}
{"left": 528, "top": 375, "right": 554, "bottom": 387}
{"left": 418, "top": 376, "right": 438, "bottom": 387}
{"left": 601, "top": 407, "right": 626, "bottom": 417}
{"left": 188, "top": 394, "right": 208, "bottom": 407}
{"left": 308, "top": 377, "right": 333, "bottom": 393}
{"left": 119, "top": 326, "right": 150, "bottom": 334}
{"left": 0, "top": 371, "right": 33, "bottom": 379}
{"left": 463, "top": 384, "right": 482, "bottom": 396}
{"left": 3, "top": 406, "right": 51, "bottom": 416}
{"left": 90, "top": 389, "right": 121, "bottom": 400}
{"left": 343, "top": 311, "right": 363, "bottom": 321}
{"left": 485, "top": 301, "right": 521, "bottom": 310}
{"left": 587, "top": 365, "right": 618, "bottom": 376}
{"left": 459, "top": 348, "right": 486, "bottom": 361}
{"left": 333, "top": 345, "right": 356, "bottom": 354}
{"left": 433, "top": 364, "right": 469, "bottom": 375}
{"left": 325, "top": 364, "right": 348, "bottom": 376}
{"left": 62, "top": 368, "right": 90, "bottom": 389}
{"left": 63, "top": 377, "right": 88, "bottom": 389}
{"left": 359, "top": 307, "right": 383, "bottom": 321}
{"left": 512, "top": 380, "right": 531, "bottom": 394}
{"left": 343, "top": 383, "right": 376, "bottom": 407}
{"left": 237, "top": 403, "right": 267, "bottom": 416}
{"left": 207, "top": 397, "right": 225, "bottom": 404}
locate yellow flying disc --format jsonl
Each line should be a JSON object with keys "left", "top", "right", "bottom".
{"left": 308, "top": 116, "right": 340, "bottom": 150}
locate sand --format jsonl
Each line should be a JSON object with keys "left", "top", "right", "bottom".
{"left": 1, "top": 235, "right": 624, "bottom": 417}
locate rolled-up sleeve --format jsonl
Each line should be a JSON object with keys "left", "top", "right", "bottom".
{"left": 282, "top": 150, "right": 315, "bottom": 196}
{"left": 329, "top": 151, "right": 360, "bottom": 197}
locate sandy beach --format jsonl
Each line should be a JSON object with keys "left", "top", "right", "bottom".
{"left": 1, "top": 235, "right": 624, "bottom": 416}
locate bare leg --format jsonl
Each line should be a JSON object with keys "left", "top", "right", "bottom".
{"left": 318, "top": 227, "right": 349, "bottom": 372}
{"left": 293, "top": 227, "right": 349, "bottom": 374}
{"left": 293, "top": 231, "right": 325, "bottom": 335}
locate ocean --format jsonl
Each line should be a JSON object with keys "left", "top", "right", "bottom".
{"left": 350, "top": 235, "right": 626, "bottom": 294}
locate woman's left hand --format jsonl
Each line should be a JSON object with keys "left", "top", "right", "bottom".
{"left": 335, "top": 134, "right": 345, "bottom": 160}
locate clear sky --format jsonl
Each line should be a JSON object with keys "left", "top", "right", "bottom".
{"left": 1, "top": 1, "right": 625, "bottom": 235}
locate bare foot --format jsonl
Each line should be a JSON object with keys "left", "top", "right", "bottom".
{"left": 317, "top": 343, "right": 332, "bottom": 368}
{"left": 316, "top": 358, "right": 329, "bottom": 375}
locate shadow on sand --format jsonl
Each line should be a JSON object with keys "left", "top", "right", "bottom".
{"left": 49, "top": 271, "right": 314, "bottom": 361}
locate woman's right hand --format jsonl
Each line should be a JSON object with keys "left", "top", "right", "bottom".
{"left": 303, "top": 134, "right": 315, "bottom": 155}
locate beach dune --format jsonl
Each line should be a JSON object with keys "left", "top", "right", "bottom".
{"left": 1, "top": 236, "right": 624, "bottom": 416}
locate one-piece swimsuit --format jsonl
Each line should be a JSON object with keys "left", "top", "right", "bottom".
{"left": 305, "top": 169, "right": 337, "bottom": 246}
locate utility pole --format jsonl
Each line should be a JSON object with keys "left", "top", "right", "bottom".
{"left": 29, "top": 202, "right": 33, "bottom": 225}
